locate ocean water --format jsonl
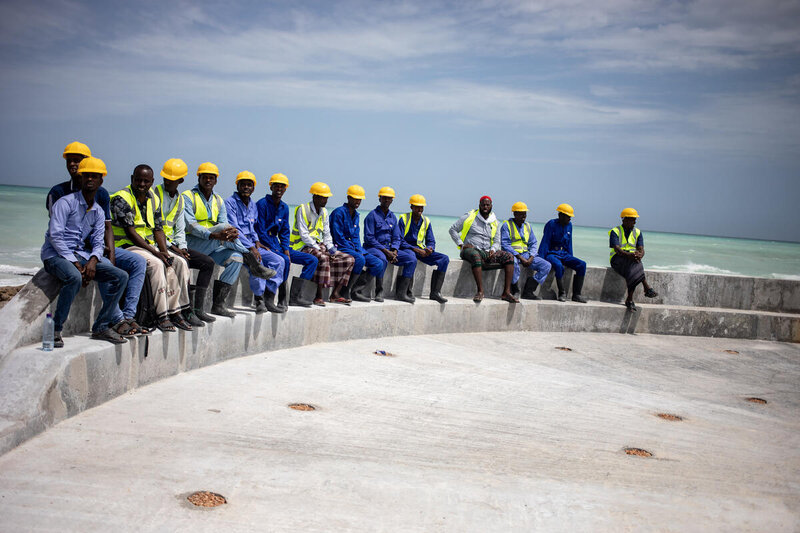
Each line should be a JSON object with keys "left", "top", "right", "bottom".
{"left": 1, "top": 184, "right": 798, "bottom": 286}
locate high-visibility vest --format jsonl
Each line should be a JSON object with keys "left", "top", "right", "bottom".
{"left": 460, "top": 209, "right": 497, "bottom": 247}
{"left": 399, "top": 213, "right": 430, "bottom": 249}
{"left": 110, "top": 186, "right": 157, "bottom": 247}
{"left": 609, "top": 225, "right": 641, "bottom": 259}
{"left": 290, "top": 202, "right": 327, "bottom": 250}
{"left": 155, "top": 184, "right": 184, "bottom": 242}
{"left": 182, "top": 189, "right": 221, "bottom": 228}
{"left": 504, "top": 220, "right": 531, "bottom": 254}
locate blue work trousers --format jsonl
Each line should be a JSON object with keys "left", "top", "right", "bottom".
{"left": 112, "top": 247, "right": 147, "bottom": 322}
{"left": 414, "top": 251, "right": 449, "bottom": 273}
{"left": 43, "top": 255, "right": 128, "bottom": 333}
{"left": 347, "top": 249, "right": 387, "bottom": 278}
{"left": 248, "top": 248, "right": 285, "bottom": 296}
{"left": 512, "top": 253, "right": 551, "bottom": 285}
{"left": 544, "top": 253, "right": 586, "bottom": 279}
{"left": 288, "top": 249, "right": 318, "bottom": 280}
{"left": 186, "top": 235, "right": 243, "bottom": 286}
{"left": 365, "top": 247, "right": 417, "bottom": 278}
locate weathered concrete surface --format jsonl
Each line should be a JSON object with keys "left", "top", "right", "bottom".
{"left": 2, "top": 261, "right": 798, "bottom": 358}
{"left": 0, "top": 332, "right": 797, "bottom": 532}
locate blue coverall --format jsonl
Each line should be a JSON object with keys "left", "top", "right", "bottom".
{"left": 255, "top": 195, "right": 318, "bottom": 281}
{"left": 397, "top": 215, "right": 449, "bottom": 274}
{"left": 330, "top": 204, "right": 386, "bottom": 278}
{"left": 538, "top": 218, "right": 586, "bottom": 279}
{"left": 363, "top": 207, "right": 416, "bottom": 278}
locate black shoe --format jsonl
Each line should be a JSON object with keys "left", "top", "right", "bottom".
{"left": 254, "top": 295, "right": 267, "bottom": 313}
{"left": 556, "top": 277, "right": 566, "bottom": 302}
{"left": 54, "top": 331, "right": 64, "bottom": 348}
{"left": 395, "top": 276, "right": 414, "bottom": 304}
{"left": 626, "top": 301, "right": 638, "bottom": 312}
{"left": 263, "top": 290, "right": 285, "bottom": 313}
{"left": 644, "top": 288, "right": 658, "bottom": 298}
{"left": 277, "top": 282, "right": 289, "bottom": 311}
{"left": 373, "top": 276, "right": 385, "bottom": 302}
{"left": 289, "top": 276, "right": 314, "bottom": 307}
{"left": 243, "top": 252, "right": 277, "bottom": 280}
{"left": 91, "top": 328, "right": 127, "bottom": 344}
{"left": 211, "top": 280, "right": 236, "bottom": 318}
{"left": 521, "top": 278, "right": 540, "bottom": 300}
{"left": 192, "top": 286, "right": 216, "bottom": 322}
{"left": 510, "top": 282, "right": 519, "bottom": 295}
{"left": 183, "top": 310, "right": 205, "bottom": 327}
{"left": 429, "top": 269, "right": 448, "bottom": 304}
{"left": 571, "top": 275, "right": 588, "bottom": 303}
{"left": 349, "top": 273, "right": 371, "bottom": 302}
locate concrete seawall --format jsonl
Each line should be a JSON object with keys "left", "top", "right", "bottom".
{"left": 0, "top": 260, "right": 798, "bottom": 456}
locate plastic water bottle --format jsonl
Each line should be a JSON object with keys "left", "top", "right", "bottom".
{"left": 42, "top": 313, "right": 54, "bottom": 352}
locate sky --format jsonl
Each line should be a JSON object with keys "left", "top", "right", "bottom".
{"left": 1, "top": 0, "right": 799, "bottom": 241}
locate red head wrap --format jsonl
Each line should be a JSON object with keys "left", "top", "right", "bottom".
{"left": 480, "top": 195, "right": 492, "bottom": 203}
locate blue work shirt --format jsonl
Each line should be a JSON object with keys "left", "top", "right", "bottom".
{"left": 255, "top": 195, "right": 291, "bottom": 253}
{"left": 501, "top": 219, "right": 539, "bottom": 257}
{"left": 330, "top": 204, "right": 365, "bottom": 254}
{"left": 363, "top": 206, "right": 400, "bottom": 250}
{"left": 224, "top": 193, "right": 259, "bottom": 249}
{"left": 41, "top": 192, "right": 105, "bottom": 263}
{"left": 398, "top": 215, "right": 436, "bottom": 251}
{"left": 538, "top": 218, "right": 573, "bottom": 257}
{"left": 46, "top": 179, "right": 112, "bottom": 221}
{"left": 184, "top": 185, "right": 229, "bottom": 240}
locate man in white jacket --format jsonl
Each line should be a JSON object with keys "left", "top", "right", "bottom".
{"left": 449, "top": 196, "right": 518, "bottom": 303}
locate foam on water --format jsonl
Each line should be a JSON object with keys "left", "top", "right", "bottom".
{"left": 649, "top": 263, "right": 738, "bottom": 275}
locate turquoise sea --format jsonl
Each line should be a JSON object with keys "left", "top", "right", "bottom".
{"left": 1, "top": 184, "right": 799, "bottom": 286}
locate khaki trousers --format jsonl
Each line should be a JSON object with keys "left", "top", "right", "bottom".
{"left": 126, "top": 247, "right": 190, "bottom": 319}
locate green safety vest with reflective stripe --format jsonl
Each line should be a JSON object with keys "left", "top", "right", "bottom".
{"left": 155, "top": 184, "right": 184, "bottom": 242}
{"left": 460, "top": 209, "right": 497, "bottom": 247}
{"left": 110, "top": 186, "right": 157, "bottom": 247}
{"left": 290, "top": 202, "right": 327, "bottom": 250}
{"left": 609, "top": 225, "right": 641, "bottom": 259}
{"left": 504, "top": 220, "right": 531, "bottom": 254}
{"left": 182, "top": 189, "right": 221, "bottom": 228}
{"left": 398, "top": 213, "right": 430, "bottom": 249}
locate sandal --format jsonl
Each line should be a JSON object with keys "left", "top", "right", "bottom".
{"left": 625, "top": 301, "right": 638, "bottom": 312}
{"left": 473, "top": 293, "right": 484, "bottom": 303}
{"left": 329, "top": 296, "right": 351, "bottom": 306}
{"left": 127, "top": 320, "right": 151, "bottom": 336}
{"left": 157, "top": 318, "right": 176, "bottom": 332}
{"left": 313, "top": 298, "right": 326, "bottom": 307}
{"left": 644, "top": 288, "right": 658, "bottom": 298}
{"left": 113, "top": 320, "right": 136, "bottom": 338}
{"left": 170, "top": 314, "right": 193, "bottom": 331}
{"left": 91, "top": 328, "right": 127, "bottom": 345}
{"left": 501, "top": 293, "right": 519, "bottom": 304}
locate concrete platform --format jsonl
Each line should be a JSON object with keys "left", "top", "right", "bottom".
{"left": 0, "top": 331, "right": 798, "bottom": 532}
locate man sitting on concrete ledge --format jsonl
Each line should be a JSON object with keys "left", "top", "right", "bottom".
{"left": 609, "top": 207, "right": 658, "bottom": 312}
{"left": 501, "top": 202, "right": 550, "bottom": 300}
{"left": 398, "top": 194, "right": 449, "bottom": 304}
{"left": 449, "top": 196, "right": 518, "bottom": 303}
{"left": 289, "top": 182, "right": 355, "bottom": 306}
{"left": 41, "top": 157, "right": 129, "bottom": 347}
{"left": 183, "top": 162, "right": 275, "bottom": 318}
{"left": 539, "top": 203, "right": 587, "bottom": 303}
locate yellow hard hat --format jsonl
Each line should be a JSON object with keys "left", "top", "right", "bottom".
{"left": 269, "top": 173, "right": 289, "bottom": 186}
{"left": 347, "top": 185, "right": 366, "bottom": 199}
{"left": 197, "top": 162, "right": 220, "bottom": 177}
{"left": 620, "top": 207, "right": 639, "bottom": 218}
{"left": 378, "top": 186, "right": 395, "bottom": 198}
{"left": 556, "top": 203, "right": 574, "bottom": 217}
{"left": 160, "top": 158, "right": 188, "bottom": 180}
{"left": 309, "top": 181, "right": 333, "bottom": 197}
{"left": 409, "top": 194, "right": 426, "bottom": 206}
{"left": 512, "top": 201, "right": 528, "bottom": 212}
{"left": 236, "top": 170, "right": 256, "bottom": 185}
{"left": 62, "top": 141, "right": 91, "bottom": 159}
{"left": 77, "top": 156, "right": 107, "bottom": 176}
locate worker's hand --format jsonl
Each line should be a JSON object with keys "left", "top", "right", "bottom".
{"left": 72, "top": 261, "right": 85, "bottom": 275}
{"left": 424, "top": 247, "right": 434, "bottom": 257}
{"left": 83, "top": 257, "right": 98, "bottom": 286}
{"left": 520, "top": 256, "right": 533, "bottom": 267}
{"left": 106, "top": 247, "right": 116, "bottom": 266}
{"left": 634, "top": 250, "right": 644, "bottom": 260}
{"left": 175, "top": 248, "right": 191, "bottom": 261}
{"left": 488, "top": 250, "right": 496, "bottom": 260}
{"left": 284, "top": 250, "right": 291, "bottom": 258}
{"left": 250, "top": 247, "right": 261, "bottom": 261}
{"left": 328, "top": 246, "right": 338, "bottom": 256}
{"left": 155, "top": 251, "right": 172, "bottom": 268}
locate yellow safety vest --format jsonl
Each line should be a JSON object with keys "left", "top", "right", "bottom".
{"left": 183, "top": 189, "right": 221, "bottom": 228}
{"left": 460, "top": 209, "right": 497, "bottom": 248}
{"left": 290, "top": 202, "right": 327, "bottom": 250}
{"left": 609, "top": 225, "right": 641, "bottom": 259}
{"left": 155, "top": 184, "right": 184, "bottom": 242}
{"left": 110, "top": 186, "right": 158, "bottom": 247}
{"left": 504, "top": 220, "right": 531, "bottom": 254}
{"left": 398, "top": 213, "right": 430, "bottom": 249}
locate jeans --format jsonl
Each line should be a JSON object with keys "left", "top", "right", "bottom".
{"left": 43, "top": 255, "right": 128, "bottom": 333}
{"left": 111, "top": 247, "right": 147, "bottom": 322}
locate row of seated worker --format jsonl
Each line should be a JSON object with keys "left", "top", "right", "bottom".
{"left": 41, "top": 141, "right": 658, "bottom": 348}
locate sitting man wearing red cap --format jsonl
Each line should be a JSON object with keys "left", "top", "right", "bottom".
{"left": 449, "top": 196, "right": 517, "bottom": 303}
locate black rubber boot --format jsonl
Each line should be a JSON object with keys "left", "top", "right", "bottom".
{"left": 253, "top": 295, "right": 267, "bottom": 313}
{"left": 183, "top": 286, "right": 205, "bottom": 326}
{"left": 348, "top": 272, "right": 371, "bottom": 302}
{"left": 243, "top": 252, "right": 277, "bottom": 280}
{"left": 263, "top": 290, "right": 284, "bottom": 313}
{"left": 510, "top": 282, "right": 519, "bottom": 296}
{"left": 277, "top": 282, "right": 289, "bottom": 312}
{"left": 395, "top": 276, "right": 415, "bottom": 304}
{"left": 429, "top": 269, "right": 448, "bottom": 303}
{"left": 289, "top": 277, "right": 313, "bottom": 307}
{"left": 521, "top": 278, "right": 540, "bottom": 300}
{"left": 211, "top": 280, "right": 236, "bottom": 317}
{"left": 373, "top": 276, "right": 385, "bottom": 302}
{"left": 353, "top": 273, "right": 373, "bottom": 302}
{"left": 571, "top": 275, "right": 588, "bottom": 303}
{"left": 193, "top": 285, "right": 216, "bottom": 322}
{"left": 556, "top": 277, "right": 566, "bottom": 302}
{"left": 406, "top": 276, "right": 416, "bottom": 303}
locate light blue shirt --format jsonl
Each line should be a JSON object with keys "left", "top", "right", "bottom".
{"left": 184, "top": 185, "right": 229, "bottom": 240}
{"left": 224, "top": 193, "right": 259, "bottom": 249}
{"left": 41, "top": 191, "right": 105, "bottom": 263}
